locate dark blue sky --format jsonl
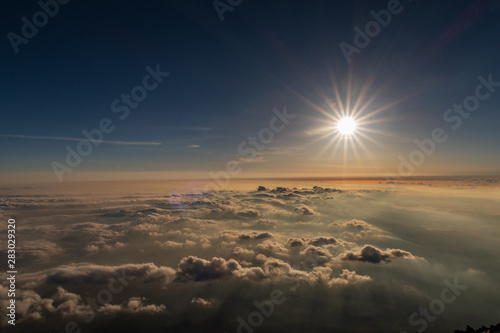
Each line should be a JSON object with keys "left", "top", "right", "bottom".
{"left": 1, "top": 0, "right": 499, "bottom": 181}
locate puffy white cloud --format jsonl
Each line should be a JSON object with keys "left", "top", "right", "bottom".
{"left": 287, "top": 238, "right": 307, "bottom": 247}
{"left": 300, "top": 245, "right": 332, "bottom": 260}
{"left": 189, "top": 297, "right": 216, "bottom": 310}
{"left": 308, "top": 236, "right": 338, "bottom": 246}
{"left": 0, "top": 285, "right": 91, "bottom": 325}
{"left": 256, "top": 241, "right": 289, "bottom": 257}
{"left": 293, "top": 206, "right": 319, "bottom": 216}
{"left": 233, "top": 246, "right": 255, "bottom": 258}
{"left": 343, "top": 219, "right": 372, "bottom": 230}
{"left": 16, "top": 240, "right": 63, "bottom": 262}
{"left": 242, "top": 218, "right": 277, "bottom": 229}
{"left": 18, "top": 263, "right": 176, "bottom": 286}
{"left": 328, "top": 269, "right": 372, "bottom": 285}
{"left": 154, "top": 240, "right": 197, "bottom": 248}
{"left": 175, "top": 256, "right": 242, "bottom": 282}
{"left": 341, "top": 245, "right": 418, "bottom": 263}
{"left": 238, "top": 232, "right": 273, "bottom": 240}
{"left": 128, "top": 223, "right": 163, "bottom": 236}
{"left": 99, "top": 297, "right": 166, "bottom": 314}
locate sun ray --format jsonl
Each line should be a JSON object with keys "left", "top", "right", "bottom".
{"left": 303, "top": 64, "right": 423, "bottom": 175}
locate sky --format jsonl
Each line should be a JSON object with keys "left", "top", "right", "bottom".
{"left": 1, "top": 0, "right": 500, "bottom": 183}
{"left": 1, "top": 3, "right": 500, "bottom": 332}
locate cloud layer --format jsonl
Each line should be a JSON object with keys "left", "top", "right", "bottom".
{"left": 1, "top": 182, "right": 499, "bottom": 332}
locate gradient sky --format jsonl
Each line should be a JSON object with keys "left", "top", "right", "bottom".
{"left": 1, "top": 0, "right": 500, "bottom": 182}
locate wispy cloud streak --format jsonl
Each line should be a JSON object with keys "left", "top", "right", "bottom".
{"left": 0, "top": 134, "right": 162, "bottom": 146}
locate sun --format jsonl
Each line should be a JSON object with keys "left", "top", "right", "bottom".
{"left": 337, "top": 117, "right": 357, "bottom": 135}
{"left": 301, "top": 75, "right": 401, "bottom": 161}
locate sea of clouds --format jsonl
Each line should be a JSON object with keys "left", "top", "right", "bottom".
{"left": 0, "top": 181, "right": 499, "bottom": 332}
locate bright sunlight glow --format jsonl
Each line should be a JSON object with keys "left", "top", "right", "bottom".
{"left": 337, "top": 117, "right": 357, "bottom": 135}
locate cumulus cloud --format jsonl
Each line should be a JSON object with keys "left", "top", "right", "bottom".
{"left": 287, "top": 238, "right": 307, "bottom": 247}
{"left": 328, "top": 269, "right": 372, "bottom": 285}
{"left": 232, "top": 246, "right": 255, "bottom": 259}
{"left": 128, "top": 223, "right": 163, "bottom": 237}
{"left": 0, "top": 285, "right": 90, "bottom": 325}
{"left": 20, "top": 263, "right": 176, "bottom": 286}
{"left": 189, "top": 297, "right": 216, "bottom": 310}
{"left": 286, "top": 237, "right": 338, "bottom": 248}
{"left": 17, "top": 240, "right": 63, "bottom": 262}
{"left": 99, "top": 297, "right": 166, "bottom": 314}
{"left": 294, "top": 206, "right": 319, "bottom": 216}
{"left": 241, "top": 218, "right": 277, "bottom": 229}
{"left": 0, "top": 284, "right": 166, "bottom": 327}
{"left": 343, "top": 219, "right": 372, "bottom": 230}
{"left": 300, "top": 245, "right": 332, "bottom": 260}
{"left": 309, "top": 236, "right": 338, "bottom": 246}
{"left": 341, "top": 245, "right": 418, "bottom": 263}
{"left": 155, "top": 240, "right": 196, "bottom": 248}
{"left": 175, "top": 256, "right": 241, "bottom": 282}
{"left": 256, "top": 241, "right": 289, "bottom": 257}
{"left": 238, "top": 232, "right": 273, "bottom": 240}
{"left": 197, "top": 204, "right": 262, "bottom": 220}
